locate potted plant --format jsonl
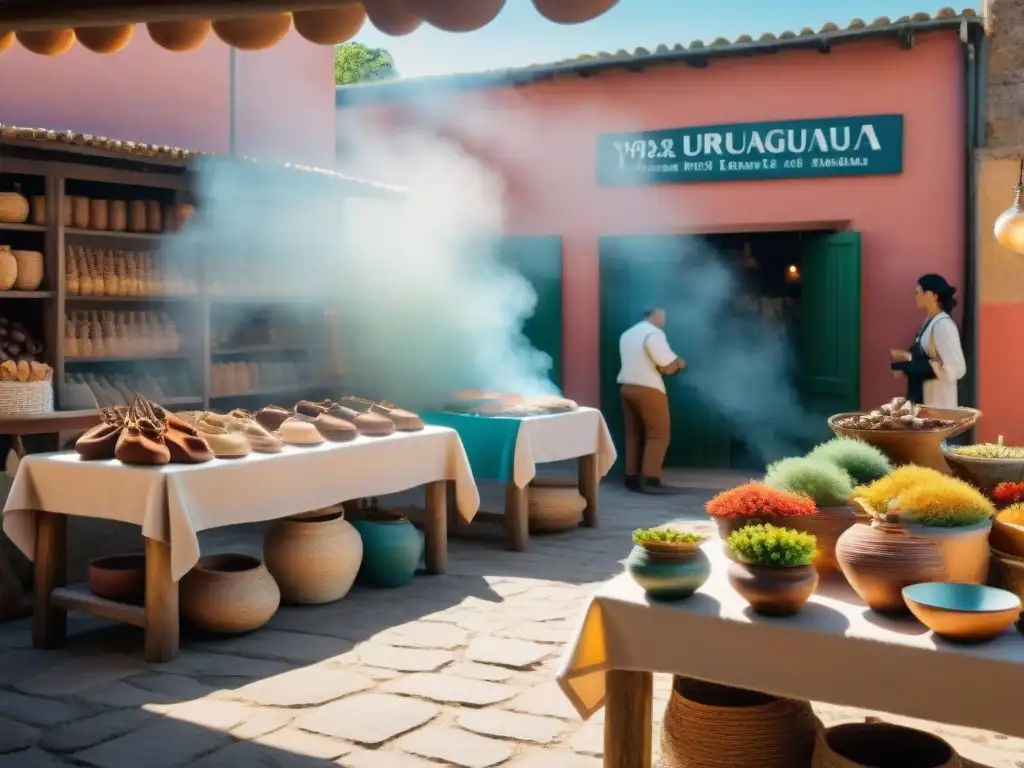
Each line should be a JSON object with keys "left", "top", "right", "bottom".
{"left": 626, "top": 527, "right": 711, "bottom": 600}
{"left": 991, "top": 501, "right": 1024, "bottom": 558}
{"left": 992, "top": 481, "right": 1024, "bottom": 508}
{"left": 725, "top": 524, "right": 819, "bottom": 616}
{"left": 806, "top": 436, "right": 892, "bottom": 485}
{"left": 705, "top": 482, "right": 817, "bottom": 552}
{"left": 884, "top": 473, "right": 996, "bottom": 584}
{"left": 764, "top": 456, "right": 856, "bottom": 574}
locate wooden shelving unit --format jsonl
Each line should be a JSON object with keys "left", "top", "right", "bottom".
{"left": 0, "top": 129, "right": 394, "bottom": 420}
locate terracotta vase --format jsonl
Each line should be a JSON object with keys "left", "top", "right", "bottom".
{"left": 264, "top": 511, "right": 363, "bottom": 604}
{"left": 627, "top": 543, "right": 711, "bottom": 600}
{"left": 728, "top": 562, "right": 818, "bottom": 616}
{"left": 835, "top": 520, "right": 946, "bottom": 613}
{"left": 902, "top": 520, "right": 992, "bottom": 585}
{"left": 180, "top": 553, "right": 280, "bottom": 634}
{"left": 784, "top": 505, "right": 857, "bottom": 575}
{"left": 88, "top": 554, "right": 145, "bottom": 602}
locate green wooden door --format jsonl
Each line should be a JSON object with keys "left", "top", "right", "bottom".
{"left": 799, "top": 232, "right": 862, "bottom": 441}
{"left": 498, "top": 236, "right": 563, "bottom": 388}
{"left": 598, "top": 236, "right": 732, "bottom": 470}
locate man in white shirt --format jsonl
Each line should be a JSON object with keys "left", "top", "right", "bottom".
{"left": 617, "top": 308, "right": 686, "bottom": 494}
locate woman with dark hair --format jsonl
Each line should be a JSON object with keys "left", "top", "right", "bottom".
{"left": 889, "top": 273, "right": 966, "bottom": 407}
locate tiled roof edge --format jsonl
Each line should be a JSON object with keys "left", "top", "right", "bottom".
{"left": 336, "top": 7, "right": 981, "bottom": 106}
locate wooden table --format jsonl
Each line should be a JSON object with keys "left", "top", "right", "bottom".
{"left": 3, "top": 427, "right": 480, "bottom": 662}
{"left": 556, "top": 535, "right": 1024, "bottom": 768}
{"left": 0, "top": 408, "right": 101, "bottom": 436}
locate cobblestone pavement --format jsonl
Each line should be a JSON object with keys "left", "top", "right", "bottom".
{"left": 0, "top": 472, "right": 1022, "bottom": 767}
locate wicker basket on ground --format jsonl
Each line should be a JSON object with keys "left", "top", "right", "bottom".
{"left": 660, "top": 676, "right": 819, "bottom": 768}
{"left": 528, "top": 476, "right": 586, "bottom": 533}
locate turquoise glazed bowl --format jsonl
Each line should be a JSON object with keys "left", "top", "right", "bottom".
{"left": 351, "top": 518, "right": 424, "bottom": 589}
{"left": 903, "top": 582, "right": 1022, "bottom": 642}
{"left": 626, "top": 543, "right": 711, "bottom": 600}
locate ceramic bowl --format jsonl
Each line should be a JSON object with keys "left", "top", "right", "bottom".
{"left": 903, "top": 582, "right": 1021, "bottom": 642}
{"left": 88, "top": 553, "right": 146, "bottom": 602}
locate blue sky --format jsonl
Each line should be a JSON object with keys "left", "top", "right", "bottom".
{"left": 355, "top": 0, "right": 961, "bottom": 78}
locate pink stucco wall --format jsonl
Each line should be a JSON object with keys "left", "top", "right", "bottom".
{"left": 0, "top": 28, "right": 334, "bottom": 164}
{"left": 339, "top": 32, "right": 966, "bottom": 411}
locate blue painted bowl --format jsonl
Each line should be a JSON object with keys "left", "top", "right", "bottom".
{"left": 902, "top": 582, "right": 1022, "bottom": 642}
{"left": 626, "top": 543, "right": 711, "bottom": 601}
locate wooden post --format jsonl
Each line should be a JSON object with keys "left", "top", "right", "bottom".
{"left": 579, "top": 453, "right": 600, "bottom": 528}
{"left": 143, "top": 537, "right": 179, "bottom": 663}
{"left": 504, "top": 483, "right": 529, "bottom": 552}
{"left": 604, "top": 670, "right": 653, "bottom": 768}
{"left": 32, "top": 511, "right": 67, "bottom": 649}
{"left": 424, "top": 480, "right": 447, "bottom": 575}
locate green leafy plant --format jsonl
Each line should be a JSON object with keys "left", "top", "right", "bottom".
{"left": 764, "top": 457, "right": 854, "bottom": 506}
{"left": 632, "top": 528, "right": 708, "bottom": 546}
{"left": 726, "top": 524, "right": 817, "bottom": 567}
{"left": 807, "top": 437, "right": 892, "bottom": 485}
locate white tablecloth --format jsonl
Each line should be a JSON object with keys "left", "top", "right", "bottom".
{"left": 557, "top": 530, "right": 1024, "bottom": 739}
{"left": 512, "top": 407, "right": 617, "bottom": 487}
{"left": 3, "top": 426, "right": 479, "bottom": 582}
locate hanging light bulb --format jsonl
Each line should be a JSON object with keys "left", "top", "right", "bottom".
{"left": 994, "top": 156, "right": 1024, "bottom": 255}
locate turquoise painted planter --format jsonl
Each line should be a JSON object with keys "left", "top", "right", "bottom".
{"left": 351, "top": 518, "right": 424, "bottom": 589}
{"left": 626, "top": 544, "right": 711, "bottom": 600}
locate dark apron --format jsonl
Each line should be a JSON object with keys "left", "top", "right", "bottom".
{"left": 892, "top": 315, "right": 941, "bottom": 404}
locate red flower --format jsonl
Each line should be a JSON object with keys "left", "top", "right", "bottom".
{"left": 706, "top": 482, "right": 817, "bottom": 519}
{"left": 992, "top": 482, "right": 1024, "bottom": 506}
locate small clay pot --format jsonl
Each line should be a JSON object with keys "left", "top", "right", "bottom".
{"left": 88, "top": 554, "right": 145, "bottom": 602}
{"left": 728, "top": 561, "right": 818, "bottom": 616}
{"left": 812, "top": 721, "right": 959, "bottom": 768}
{"left": 784, "top": 505, "right": 857, "bottom": 575}
{"left": 902, "top": 519, "right": 992, "bottom": 585}
{"left": 626, "top": 542, "right": 711, "bottom": 600}
{"left": 835, "top": 519, "right": 946, "bottom": 614}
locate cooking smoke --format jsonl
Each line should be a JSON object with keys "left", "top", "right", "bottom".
{"left": 167, "top": 88, "right": 817, "bottom": 462}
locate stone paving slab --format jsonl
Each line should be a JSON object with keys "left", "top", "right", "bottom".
{"left": 0, "top": 478, "right": 1020, "bottom": 767}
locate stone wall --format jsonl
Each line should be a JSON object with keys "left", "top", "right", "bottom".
{"left": 985, "top": 0, "right": 1024, "bottom": 146}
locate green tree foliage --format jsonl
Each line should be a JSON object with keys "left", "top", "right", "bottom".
{"left": 334, "top": 41, "right": 399, "bottom": 86}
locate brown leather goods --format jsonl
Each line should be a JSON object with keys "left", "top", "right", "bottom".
{"left": 254, "top": 404, "right": 292, "bottom": 431}
{"left": 279, "top": 415, "right": 326, "bottom": 446}
{"left": 320, "top": 400, "right": 394, "bottom": 436}
{"left": 114, "top": 396, "right": 171, "bottom": 466}
{"left": 337, "top": 396, "right": 424, "bottom": 431}
{"left": 295, "top": 400, "right": 326, "bottom": 418}
{"left": 313, "top": 413, "right": 358, "bottom": 442}
{"left": 75, "top": 406, "right": 126, "bottom": 460}
{"left": 149, "top": 402, "right": 215, "bottom": 463}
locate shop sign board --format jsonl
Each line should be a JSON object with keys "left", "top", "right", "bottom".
{"left": 596, "top": 114, "right": 903, "bottom": 186}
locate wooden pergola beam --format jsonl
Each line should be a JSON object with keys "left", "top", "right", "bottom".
{"left": 0, "top": 0, "right": 361, "bottom": 31}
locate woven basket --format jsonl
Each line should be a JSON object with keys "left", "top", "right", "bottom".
{"left": 528, "top": 477, "right": 586, "bottom": 533}
{"left": 179, "top": 553, "right": 280, "bottom": 634}
{"left": 0, "top": 381, "right": 54, "bottom": 416}
{"left": 0, "top": 247, "right": 16, "bottom": 291}
{"left": 812, "top": 721, "right": 961, "bottom": 768}
{"left": 12, "top": 250, "right": 43, "bottom": 291}
{"left": 0, "top": 191, "right": 29, "bottom": 224}
{"left": 661, "top": 676, "right": 819, "bottom": 768}
{"left": 263, "top": 510, "right": 363, "bottom": 604}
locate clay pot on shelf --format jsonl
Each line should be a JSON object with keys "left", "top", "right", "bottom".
{"left": 30, "top": 195, "right": 45, "bottom": 226}
{"left": 627, "top": 540, "right": 711, "bottom": 601}
{"left": 264, "top": 510, "right": 363, "bottom": 604}
{"left": 71, "top": 196, "right": 90, "bottom": 229}
{"left": 0, "top": 247, "right": 17, "bottom": 291}
{"left": 109, "top": 200, "right": 127, "bottom": 232}
{"left": 89, "top": 199, "right": 109, "bottom": 231}
{"left": 88, "top": 554, "right": 145, "bottom": 602}
{"left": 12, "top": 250, "right": 43, "bottom": 291}
{"left": 835, "top": 507, "right": 946, "bottom": 613}
{"left": 62, "top": 197, "right": 73, "bottom": 227}
{"left": 728, "top": 562, "right": 818, "bottom": 616}
{"left": 901, "top": 519, "right": 992, "bottom": 585}
{"left": 0, "top": 190, "right": 29, "bottom": 224}
{"left": 812, "top": 721, "right": 960, "bottom": 768}
{"left": 145, "top": 200, "right": 162, "bottom": 233}
{"left": 661, "top": 676, "right": 819, "bottom": 768}
{"left": 351, "top": 514, "right": 424, "bottom": 588}
{"left": 782, "top": 505, "right": 856, "bottom": 575}
{"left": 179, "top": 553, "right": 280, "bottom": 634}
{"left": 128, "top": 201, "right": 147, "bottom": 233}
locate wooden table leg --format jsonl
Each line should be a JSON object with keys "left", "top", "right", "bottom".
{"left": 604, "top": 669, "right": 653, "bottom": 768}
{"left": 579, "top": 453, "right": 599, "bottom": 528}
{"left": 424, "top": 480, "right": 447, "bottom": 575}
{"left": 33, "top": 511, "right": 67, "bottom": 649}
{"left": 144, "top": 538, "right": 179, "bottom": 663}
{"left": 504, "top": 483, "right": 529, "bottom": 552}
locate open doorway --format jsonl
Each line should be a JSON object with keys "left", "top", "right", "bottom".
{"left": 599, "top": 230, "right": 861, "bottom": 471}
